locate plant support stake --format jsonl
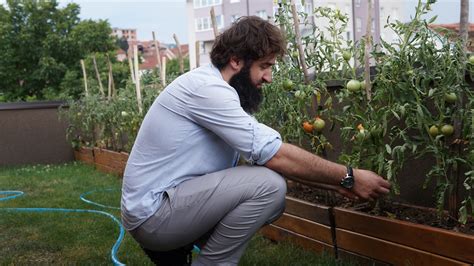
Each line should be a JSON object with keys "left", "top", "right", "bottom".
{"left": 210, "top": 7, "right": 218, "bottom": 38}
{"left": 152, "top": 31, "right": 164, "bottom": 86}
{"left": 173, "top": 34, "right": 184, "bottom": 74}
{"left": 290, "top": 0, "right": 310, "bottom": 84}
{"left": 364, "top": 0, "right": 373, "bottom": 101}
{"left": 133, "top": 45, "right": 143, "bottom": 114}
{"left": 92, "top": 55, "right": 105, "bottom": 97}
{"left": 80, "top": 59, "right": 88, "bottom": 96}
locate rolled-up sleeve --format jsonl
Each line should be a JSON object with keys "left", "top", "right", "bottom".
{"left": 184, "top": 84, "right": 282, "bottom": 165}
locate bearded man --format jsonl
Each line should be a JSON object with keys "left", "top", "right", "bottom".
{"left": 121, "top": 16, "right": 390, "bottom": 266}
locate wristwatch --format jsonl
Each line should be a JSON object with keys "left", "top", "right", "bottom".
{"left": 340, "top": 166, "right": 355, "bottom": 189}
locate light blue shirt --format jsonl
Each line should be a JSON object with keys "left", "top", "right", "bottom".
{"left": 121, "top": 64, "right": 282, "bottom": 230}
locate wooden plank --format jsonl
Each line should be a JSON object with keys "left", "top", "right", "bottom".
{"left": 334, "top": 207, "right": 474, "bottom": 263}
{"left": 74, "top": 148, "right": 94, "bottom": 165}
{"left": 338, "top": 249, "right": 390, "bottom": 266}
{"left": 260, "top": 224, "right": 334, "bottom": 255}
{"left": 336, "top": 228, "right": 470, "bottom": 266}
{"left": 272, "top": 213, "right": 333, "bottom": 244}
{"left": 285, "top": 196, "right": 331, "bottom": 226}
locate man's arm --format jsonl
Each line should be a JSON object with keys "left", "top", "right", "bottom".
{"left": 264, "top": 143, "right": 391, "bottom": 200}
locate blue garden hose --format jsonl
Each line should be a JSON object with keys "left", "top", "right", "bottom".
{"left": 0, "top": 190, "right": 125, "bottom": 266}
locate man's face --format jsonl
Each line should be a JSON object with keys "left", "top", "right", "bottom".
{"left": 229, "top": 56, "right": 275, "bottom": 114}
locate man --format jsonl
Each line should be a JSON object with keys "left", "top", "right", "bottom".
{"left": 121, "top": 16, "right": 390, "bottom": 265}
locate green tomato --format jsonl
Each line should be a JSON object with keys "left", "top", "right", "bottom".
{"left": 469, "top": 55, "right": 474, "bottom": 65}
{"left": 313, "top": 118, "right": 325, "bottom": 132}
{"left": 429, "top": 125, "right": 439, "bottom": 137}
{"left": 441, "top": 124, "right": 454, "bottom": 136}
{"left": 282, "top": 79, "right": 294, "bottom": 90}
{"left": 342, "top": 51, "right": 351, "bottom": 61}
{"left": 346, "top": 80, "right": 361, "bottom": 92}
{"left": 444, "top": 93, "right": 457, "bottom": 104}
{"left": 294, "top": 90, "right": 306, "bottom": 99}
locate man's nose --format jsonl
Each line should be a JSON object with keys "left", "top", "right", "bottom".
{"left": 263, "top": 71, "right": 273, "bottom": 83}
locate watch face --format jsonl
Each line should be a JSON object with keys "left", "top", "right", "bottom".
{"left": 342, "top": 176, "right": 354, "bottom": 188}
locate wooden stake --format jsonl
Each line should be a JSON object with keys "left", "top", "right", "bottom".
{"left": 80, "top": 59, "right": 88, "bottom": 96}
{"left": 290, "top": 1, "right": 309, "bottom": 84}
{"left": 161, "top": 56, "right": 167, "bottom": 87}
{"left": 152, "top": 31, "right": 165, "bottom": 83}
{"left": 92, "top": 55, "right": 104, "bottom": 97}
{"left": 128, "top": 52, "right": 136, "bottom": 84}
{"left": 210, "top": 7, "right": 218, "bottom": 38}
{"left": 173, "top": 34, "right": 184, "bottom": 74}
{"left": 133, "top": 45, "right": 143, "bottom": 114}
{"left": 106, "top": 54, "right": 115, "bottom": 100}
{"left": 364, "top": 0, "right": 373, "bottom": 101}
{"left": 195, "top": 40, "right": 200, "bottom": 68}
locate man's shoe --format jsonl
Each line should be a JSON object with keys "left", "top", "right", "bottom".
{"left": 142, "top": 244, "right": 193, "bottom": 266}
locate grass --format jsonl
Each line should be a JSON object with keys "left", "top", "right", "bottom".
{"left": 0, "top": 162, "right": 353, "bottom": 265}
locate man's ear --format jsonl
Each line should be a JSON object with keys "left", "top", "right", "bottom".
{"left": 229, "top": 56, "right": 243, "bottom": 71}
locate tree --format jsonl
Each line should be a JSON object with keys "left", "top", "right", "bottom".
{"left": 0, "top": 0, "right": 117, "bottom": 101}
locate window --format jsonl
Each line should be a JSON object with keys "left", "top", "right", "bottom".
{"left": 356, "top": 18, "right": 362, "bottom": 32}
{"left": 195, "top": 15, "right": 224, "bottom": 32}
{"left": 194, "top": 0, "right": 222, "bottom": 9}
{"left": 256, "top": 10, "right": 267, "bottom": 20}
{"left": 355, "top": 0, "right": 361, "bottom": 8}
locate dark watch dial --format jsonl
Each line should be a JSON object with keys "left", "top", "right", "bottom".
{"left": 340, "top": 166, "right": 355, "bottom": 189}
{"left": 340, "top": 176, "right": 354, "bottom": 189}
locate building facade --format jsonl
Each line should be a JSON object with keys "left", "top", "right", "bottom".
{"left": 186, "top": 0, "right": 407, "bottom": 69}
{"left": 112, "top": 27, "right": 137, "bottom": 41}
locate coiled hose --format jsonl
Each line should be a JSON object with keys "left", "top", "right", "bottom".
{"left": 0, "top": 189, "right": 125, "bottom": 266}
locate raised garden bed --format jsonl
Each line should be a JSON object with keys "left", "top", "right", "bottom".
{"left": 260, "top": 196, "right": 335, "bottom": 254}
{"left": 74, "top": 147, "right": 129, "bottom": 177}
{"left": 74, "top": 147, "right": 474, "bottom": 264}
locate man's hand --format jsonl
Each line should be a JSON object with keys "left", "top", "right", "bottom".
{"left": 350, "top": 169, "right": 391, "bottom": 201}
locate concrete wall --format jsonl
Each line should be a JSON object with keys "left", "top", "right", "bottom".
{"left": 0, "top": 101, "right": 74, "bottom": 167}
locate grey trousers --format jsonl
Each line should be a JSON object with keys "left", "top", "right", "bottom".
{"left": 129, "top": 165, "right": 287, "bottom": 265}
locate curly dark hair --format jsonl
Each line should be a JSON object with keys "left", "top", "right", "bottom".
{"left": 210, "top": 16, "right": 286, "bottom": 70}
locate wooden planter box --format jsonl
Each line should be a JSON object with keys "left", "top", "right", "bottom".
{"left": 333, "top": 207, "right": 474, "bottom": 265}
{"left": 73, "top": 147, "right": 94, "bottom": 165}
{"left": 93, "top": 147, "right": 129, "bottom": 177}
{"left": 259, "top": 196, "right": 335, "bottom": 255}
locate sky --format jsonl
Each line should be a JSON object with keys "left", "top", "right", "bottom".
{"left": 0, "top": 0, "right": 472, "bottom": 44}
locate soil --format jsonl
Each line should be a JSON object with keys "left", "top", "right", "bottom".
{"left": 286, "top": 182, "right": 474, "bottom": 235}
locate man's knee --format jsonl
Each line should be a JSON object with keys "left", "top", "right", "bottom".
{"left": 256, "top": 167, "right": 287, "bottom": 202}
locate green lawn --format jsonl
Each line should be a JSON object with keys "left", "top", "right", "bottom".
{"left": 0, "top": 162, "right": 352, "bottom": 265}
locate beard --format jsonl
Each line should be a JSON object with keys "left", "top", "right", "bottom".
{"left": 229, "top": 62, "right": 263, "bottom": 114}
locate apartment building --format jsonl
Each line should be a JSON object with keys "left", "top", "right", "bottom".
{"left": 187, "top": 0, "right": 274, "bottom": 68}
{"left": 186, "top": 0, "right": 406, "bottom": 69}
{"left": 112, "top": 27, "right": 137, "bottom": 41}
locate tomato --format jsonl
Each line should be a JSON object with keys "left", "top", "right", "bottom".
{"left": 444, "top": 93, "right": 457, "bottom": 104}
{"left": 441, "top": 124, "right": 454, "bottom": 136}
{"left": 282, "top": 79, "right": 294, "bottom": 90}
{"left": 342, "top": 51, "right": 351, "bottom": 61}
{"left": 346, "top": 80, "right": 361, "bottom": 92}
{"left": 77, "top": 112, "right": 82, "bottom": 117}
{"left": 360, "top": 80, "right": 366, "bottom": 90}
{"left": 469, "top": 55, "right": 474, "bottom": 65}
{"left": 428, "top": 125, "right": 439, "bottom": 137}
{"left": 302, "top": 121, "right": 314, "bottom": 133}
{"left": 313, "top": 117, "right": 325, "bottom": 132}
{"left": 121, "top": 111, "right": 129, "bottom": 117}
{"left": 295, "top": 90, "right": 306, "bottom": 99}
